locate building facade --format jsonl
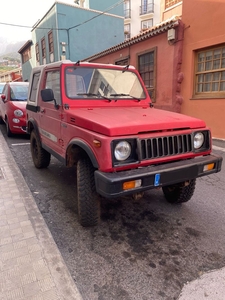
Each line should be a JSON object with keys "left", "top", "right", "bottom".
{"left": 161, "top": 0, "right": 182, "bottom": 21}
{"left": 123, "top": 0, "right": 161, "bottom": 39}
{"left": 19, "top": 1, "right": 124, "bottom": 81}
{"left": 122, "top": 0, "right": 182, "bottom": 40}
{"left": 180, "top": 0, "right": 225, "bottom": 139}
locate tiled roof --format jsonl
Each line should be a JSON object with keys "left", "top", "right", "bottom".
{"left": 85, "top": 16, "right": 181, "bottom": 61}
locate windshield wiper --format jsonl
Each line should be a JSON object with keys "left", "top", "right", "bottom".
{"left": 110, "top": 93, "right": 141, "bottom": 102}
{"left": 77, "top": 93, "right": 112, "bottom": 102}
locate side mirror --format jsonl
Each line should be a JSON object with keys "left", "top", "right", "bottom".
{"left": 41, "top": 89, "right": 59, "bottom": 110}
{"left": 1, "top": 94, "right": 6, "bottom": 102}
{"left": 41, "top": 89, "right": 54, "bottom": 102}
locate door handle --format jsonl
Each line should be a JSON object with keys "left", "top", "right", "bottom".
{"left": 40, "top": 108, "right": 45, "bottom": 113}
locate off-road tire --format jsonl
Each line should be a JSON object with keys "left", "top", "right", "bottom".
{"left": 30, "top": 130, "right": 51, "bottom": 169}
{"left": 6, "top": 118, "right": 13, "bottom": 137}
{"left": 162, "top": 179, "right": 196, "bottom": 204}
{"left": 77, "top": 157, "right": 100, "bottom": 227}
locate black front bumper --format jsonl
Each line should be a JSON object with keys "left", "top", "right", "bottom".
{"left": 95, "top": 154, "right": 223, "bottom": 198}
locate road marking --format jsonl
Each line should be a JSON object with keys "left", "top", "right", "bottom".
{"left": 11, "top": 143, "right": 30, "bottom": 146}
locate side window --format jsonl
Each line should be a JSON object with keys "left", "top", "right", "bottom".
{"left": 45, "top": 71, "right": 61, "bottom": 105}
{"left": 30, "top": 72, "right": 40, "bottom": 103}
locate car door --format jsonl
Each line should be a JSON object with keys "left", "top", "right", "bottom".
{"left": 38, "top": 70, "right": 63, "bottom": 156}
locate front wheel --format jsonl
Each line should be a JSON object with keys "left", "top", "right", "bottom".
{"left": 30, "top": 130, "right": 51, "bottom": 168}
{"left": 6, "top": 118, "right": 13, "bottom": 137}
{"left": 162, "top": 179, "right": 196, "bottom": 204}
{"left": 77, "top": 157, "right": 100, "bottom": 227}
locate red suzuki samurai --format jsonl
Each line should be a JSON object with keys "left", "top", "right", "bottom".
{"left": 26, "top": 60, "right": 223, "bottom": 227}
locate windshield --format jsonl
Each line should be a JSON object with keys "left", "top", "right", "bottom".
{"left": 10, "top": 84, "right": 29, "bottom": 101}
{"left": 65, "top": 67, "right": 146, "bottom": 100}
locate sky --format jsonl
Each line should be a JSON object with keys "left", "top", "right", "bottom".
{"left": 0, "top": 0, "right": 76, "bottom": 43}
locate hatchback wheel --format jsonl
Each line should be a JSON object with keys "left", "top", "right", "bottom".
{"left": 5, "top": 118, "right": 13, "bottom": 137}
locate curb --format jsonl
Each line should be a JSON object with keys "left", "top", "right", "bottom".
{"left": 212, "top": 138, "right": 225, "bottom": 149}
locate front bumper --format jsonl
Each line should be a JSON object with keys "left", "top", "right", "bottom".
{"left": 95, "top": 154, "right": 223, "bottom": 198}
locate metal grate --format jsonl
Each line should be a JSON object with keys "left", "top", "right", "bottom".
{"left": 140, "top": 134, "right": 192, "bottom": 160}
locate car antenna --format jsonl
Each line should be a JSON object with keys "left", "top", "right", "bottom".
{"left": 122, "top": 65, "right": 129, "bottom": 73}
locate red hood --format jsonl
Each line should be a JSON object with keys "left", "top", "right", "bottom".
{"left": 67, "top": 107, "right": 206, "bottom": 136}
{"left": 10, "top": 101, "right": 27, "bottom": 112}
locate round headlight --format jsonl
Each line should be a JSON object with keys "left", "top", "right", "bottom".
{"left": 194, "top": 132, "right": 204, "bottom": 149}
{"left": 114, "top": 141, "right": 131, "bottom": 161}
{"left": 14, "top": 109, "right": 23, "bottom": 117}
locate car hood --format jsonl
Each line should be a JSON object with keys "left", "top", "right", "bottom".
{"left": 10, "top": 101, "right": 27, "bottom": 111}
{"left": 67, "top": 107, "right": 206, "bottom": 136}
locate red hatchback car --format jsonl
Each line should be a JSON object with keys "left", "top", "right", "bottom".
{"left": 0, "top": 82, "right": 29, "bottom": 136}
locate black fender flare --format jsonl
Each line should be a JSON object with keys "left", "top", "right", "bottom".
{"left": 27, "top": 118, "right": 40, "bottom": 139}
{"left": 67, "top": 139, "right": 99, "bottom": 169}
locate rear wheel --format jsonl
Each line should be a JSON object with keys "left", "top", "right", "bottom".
{"left": 5, "top": 118, "right": 13, "bottom": 137}
{"left": 30, "top": 130, "right": 51, "bottom": 168}
{"left": 77, "top": 157, "right": 100, "bottom": 227}
{"left": 162, "top": 179, "right": 196, "bottom": 204}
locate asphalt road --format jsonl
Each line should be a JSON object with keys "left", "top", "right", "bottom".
{"left": 1, "top": 124, "right": 225, "bottom": 300}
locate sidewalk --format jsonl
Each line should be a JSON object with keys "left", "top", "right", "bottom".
{"left": 0, "top": 130, "right": 82, "bottom": 299}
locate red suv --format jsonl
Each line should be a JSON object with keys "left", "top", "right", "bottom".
{"left": 26, "top": 61, "right": 222, "bottom": 227}
{"left": 0, "top": 82, "right": 29, "bottom": 136}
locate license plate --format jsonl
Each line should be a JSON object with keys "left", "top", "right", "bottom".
{"left": 154, "top": 173, "right": 160, "bottom": 186}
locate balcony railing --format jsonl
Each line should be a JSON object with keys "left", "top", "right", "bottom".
{"left": 124, "top": 8, "right": 131, "bottom": 19}
{"left": 139, "top": 3, "right": 154, "bottom": 15}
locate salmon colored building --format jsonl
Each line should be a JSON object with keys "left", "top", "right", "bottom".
{"left": 85, "top": 0, "right": 225, "bottom": 139}
{"left": 181, "top": 0, "right": 225, "bottom": 139}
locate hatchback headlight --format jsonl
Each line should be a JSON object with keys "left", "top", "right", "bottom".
{"left": 194, "top": 132, "right": 204, "bottom": 149}
{"left": 14, "top": 109, "right": 23, "bottom": 117}
{"left": 114, "top": 141, "right": 131, "bottom": 161}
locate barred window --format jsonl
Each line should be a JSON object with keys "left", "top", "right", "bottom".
{"left": 194, "top": 45, "right": 225, "bottom": 98}
{"left": 138, "top": 49, "right": 156, "bottom": 102}
{"left": 48, "top": 31, "right": 54, "bottom": 53}
{"left": 35, "top": 43, "right": 40, "bottom": 62}
{"left": 140, "top": 0, "right": 154, "bottom": 15}
{"left": 165, "top": 0, "right": 182, "bottom": 9}
{"left": 41, "top": 38, "right": 46, "bottom": 58}
{"left": 124, "top": 0, "right": 131, "bottom": 18}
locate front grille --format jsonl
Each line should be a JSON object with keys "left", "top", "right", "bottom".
{"left": 139, "top": 134, "right": 192, "bottom": 160}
